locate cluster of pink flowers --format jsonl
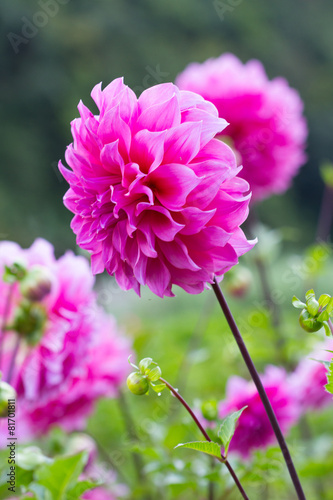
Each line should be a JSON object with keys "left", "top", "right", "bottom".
{"left": 59, "top": 78, "right": 255, "bottom": 298}
{"left": 219, "top": 366, "right": 299, "bottom": 458}
{"left": 0, "top": 239, "right": 131, "bottom": 442}
{"left": 176, "top": 53, "right": 307, "bottom": 201}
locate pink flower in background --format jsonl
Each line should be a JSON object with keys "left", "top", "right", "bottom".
{"left": 59, "top": 78, "right": 254, "bottom": 297}
{"left": 290, "top": 340, "right": 333, "bottom": 412}
{"left": 176, "top": 53, "right": 307, "bottom": 201}
{"left": 83, "top": 488, "right": 116, "bottom": 500}
{"left": 219, "top": 366, "right": 299, "bottom": 458}
{"left": 0, "top": 239, "right": 131, "bottom": 442}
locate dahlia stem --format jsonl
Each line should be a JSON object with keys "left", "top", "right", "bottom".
{"left": 6, "top": 334, "right": 21, "bottom": 385}
{"left": 212, "top": 279, "right": 306, "bottom": 500}
{"left": 0, "top": 284, "right": 14, "bottom": 371}
{"left": 159, "top": 377, "right": 249, "bottom": 500}
{"left": 316, "top": 185, "right": 333, "bottom": 242}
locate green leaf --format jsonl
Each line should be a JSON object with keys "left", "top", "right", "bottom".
{"left": 139, "top": 358, "right": 154, "bottom": 372}
{"left": 148, "top": 365, "right": 162, "bottom": 382}
{"left": 305, "top": 289, "right": 315, "bottom": 301}
{"left": 324, "top": 323, "right": 332, "bottom": 336}
{"left": 150, "top": 381, "right": 166, "bottom": 393}
{"left": 67, "top": 480, "right": 97, "bottom": 499}
{"left": 306, "top": 297, "right": 319, "bottom": 316}
{"left": 325, "top": 358, "right": 333, "bottom": 395}
{"left": 33, "top": 452, "right": 88, "bottom": 500}
{"left": 218, "top": 406, "right": 247, "bottom": 456}
{"left": 174, "top": 441, "right": 221, "bottom": 459}
{"left": 326, "top": 297, "right": 333, "bottom": 314}
{"left": 292, "top": 296, "right": 306, "bottom": 309}
{"left": 319, "top": 294, "right": 331, "bottom": 308}
{"left": 317, "top": 310, "right": 329, "bottom": 322}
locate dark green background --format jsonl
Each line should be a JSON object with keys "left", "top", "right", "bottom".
{"left": 1, "top": 0, "right": 333, "bottom": 251}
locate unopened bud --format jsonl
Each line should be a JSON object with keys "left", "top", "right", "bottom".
{"left": 20, "top": 265, "right": 52, "bottom": 302}
{"left": 16, "top": 446, "right": 52, "bottom": 470}
{"left": 201, "top": 399, "right": 218, "bottom": 421}
{"left": 0, "top": 381, "right": 16, "bottom": 417}
{"left": 299, "top": 309, "right": 322, "bottom": 333}
{"left": 127, "top": 372, "right": 149, "bottom": 396}
{"left": 225, "top": 266, "right": 253, "bottom": 298}
{"left": 12, "top": 301, "right": 47, "bottom": 345}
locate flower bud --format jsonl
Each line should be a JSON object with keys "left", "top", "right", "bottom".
{"left": 12, "top": 301, "right": 47, "bottom": 345}
{"left": 201, "top": 399, "right": 218, "bottom": 421}
{"left": 0, "top": 381, "right": 16, "bottom": 418}
{"left": 299, "top": 309, "right": 322, "bottom": 333}
{"left": 225, "top": 266, "right": 253, "bottom": 298}
{"left": 20, "top": 265, "right": 52, "bottom": 302}
{"left": 127, "top": 372, "right": 149, "bottom": 396}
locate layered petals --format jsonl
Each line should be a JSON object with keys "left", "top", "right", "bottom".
{"left": 60, "top": 79, "right": 254, "bottom": 297}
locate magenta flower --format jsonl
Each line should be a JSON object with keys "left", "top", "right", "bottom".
{"left": 290, "top": 340, "right": 333, "bottom": 412}
{"left": 176, "top": 54, "right": 307, "bottom": 201}
{"left": 59, "top": 78, "right": 254, "bottom": 297}
{"left": 83, "top": 489, "right": 116, "bottom": 500}
{"left": 219, "top": 366, "right": 299, "bottom": 458}
{"left": 0, "top": 239, "right": 131, "bottom": 441}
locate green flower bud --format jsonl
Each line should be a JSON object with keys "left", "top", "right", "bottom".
{"left": 201, "top": 399, "right": 218, "bottom": 421}
{"left": 127, "top": 372, "right": 149, "bottom": 396}
{"left": 12, "top": 301, "right": 47, "bottom": 345}
{"left": 299, "top": 309, "right": 322, "bottom": 333}
{"left": 0, "top": 381, "right": 16, "bottom": 418}
{"left": 20, "top": 265, "right": 52, "bottom": 302}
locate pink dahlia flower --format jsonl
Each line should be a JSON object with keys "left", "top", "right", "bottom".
{"left": 0, "top": 239, "right": 131, "bottom": 441}
{"left": 176, "top": 53, "right": 307, "bottom": 201}
{"left": 59, "top": 78, "right": 254, "bottom": 297}
{"left": 219, "top": 366, "right": 299, "bottom": 458}
{"left": 290, "top": 339, "right": 333, "bottom": 412}
{"left": 83, "top": 489, "right": 116, "bottom": 500}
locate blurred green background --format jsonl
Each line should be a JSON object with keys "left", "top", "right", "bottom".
{"left": 1, "top": 0, "right": 333, "bottom": 252}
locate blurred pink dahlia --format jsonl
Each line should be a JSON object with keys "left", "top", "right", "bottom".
{"left": 219, "top": 366, "right": 299, "bottom": 458}
{"left": 176, "top": 53, "right": 307, "bottom": 201}
{"left": 59, "top": 78, "right": 254, "bottom": 297}
{"left": 0, "top": 239, "right": 131, "bottom": 441}
{"left": 290, "top": 339, "right": 333, "bottom": 412}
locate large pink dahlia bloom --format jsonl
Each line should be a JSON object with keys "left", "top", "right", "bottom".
{"left": 176, "top": 54, "right": 307, "bottom": 201}
{"left": 59, "top": 78, "right": 254, "bottom": 297}
{"left": 219, "top": 366, "right": 299, "bottom": 458}
{"left": 0, "top": 239, "right": 131, "bottom": 441}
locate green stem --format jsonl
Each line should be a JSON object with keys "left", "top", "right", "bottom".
{"left": 212, "top": 280, "right": 306, "bottom": 500}
{"left": 159, "top": 377, "right": 249, "bottom": 500}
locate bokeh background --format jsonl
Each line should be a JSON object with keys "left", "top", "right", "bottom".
{"left": 1, "top": 0, "right": 333, "bottom": 252}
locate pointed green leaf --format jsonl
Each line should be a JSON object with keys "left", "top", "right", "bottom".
{"left": 326, "top": 297, "right": 333, "bottom": 314}
{"left": 139, "top": 358, "right": 154, "bottom": 373}
{"left": 305, "top": 289, "right": 315, "bottom": 301}
{"left": 324, "top": 323, "right": 331, "bottom": 336}
{"left": 318, "top": 310, "right": 329, "bottom": 322}
{"left": 175, "top": 441, "right": 221, "bottom": 459}
{"left": 218, "top": 406, "right": 247, "bottom": 456}
{"left": 292, "top": 296, "right": 306, "bottom": 309}
{"left": 319, "top": 294, "right": 331, "bottom": 308}
{"left": 33, "top": 452, "right": 88, "bottom": 499}
{"left": 148, "top": 365, "right": 162, "bottom": 382}
{"left": 150, "top": 382, "right": 166, "bottom": 393}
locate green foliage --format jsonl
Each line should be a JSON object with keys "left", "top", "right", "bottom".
{"left": 325, "top": 358, "right": 333, "bottom": 395}
{"left": 217, "top": 406, "right": 247, "bottom": 456}
{"left": 293, "top": 289, "right": 333, "bottom": 336}
{"left": 174, "top": 441, "right": 221, "bottom": 459}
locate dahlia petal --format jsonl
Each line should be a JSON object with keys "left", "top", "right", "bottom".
{"left": 176, "top": 207, "right": 216, "bottom": 235}
{"left": 100, "top": 141, "right": 124, "bottom": 176}
{"left": 136, "top": 94, "right": 181, "bottom": 132}
{"left": 187, "top": 160, "right": 231, "bottom": 208}
{"left": 140, "top": 207, "right": 185, "bottom": 241}
{"left": 148, "top": 163, "right": 200, "bottom": 210}
{"left": 159, "top": 239, "right": 201, "bottom": 271}
{"left": 138, "top": 82, "right": 179, "bottom": 111}
{"left": 181, "top": 108, "right": 228, "bottom": 147}
{"left": 98, "top": 105, "right": 131, "bottom": 159}
{"left": 163, "top": 121, "right": 202, "bottom": 164}
{"left": 130, "top": 129, "right": 166, "bottom": 173}
{"left": 145, "top": 258, "right": 171, "bottom": 298}
{"left": 91, "top": 251, "right": 105, "bottom": 275}
{"left": 137, "top": 229, "right": 157, "bottom": 258}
